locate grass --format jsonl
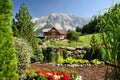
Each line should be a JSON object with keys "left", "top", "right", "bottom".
{"left": 45, "top": 33, "right": 101, "bottom": 48}
{"left": 79, "top": 33, "right": 101, "bottom": 47}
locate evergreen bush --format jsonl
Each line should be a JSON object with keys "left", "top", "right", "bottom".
{"left": 0, "top": 0, "right": 18, "bottom": 79}
{"left": 83, "top": 35, "right": 103, "bottom": 60}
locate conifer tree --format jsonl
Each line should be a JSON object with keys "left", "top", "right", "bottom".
{"left": 12, "top": 3, "right": 44, "bottom": 62}
{"left": 0, "top": 0, "right": 18, "bottom": 79}
{"left": 12, "top": 3, "right": 35, "bottom": 46}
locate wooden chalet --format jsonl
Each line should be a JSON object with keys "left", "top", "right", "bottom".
{"left": 43, "top": 26, "right": 66, "bottom": 40}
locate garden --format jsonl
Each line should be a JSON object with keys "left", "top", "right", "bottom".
{"left": 1, "top": 0, "right": 120, "bottom": 80}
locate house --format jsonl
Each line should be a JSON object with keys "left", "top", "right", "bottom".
{"left": 43, "top": 26, "right": 66, "bottom": 40}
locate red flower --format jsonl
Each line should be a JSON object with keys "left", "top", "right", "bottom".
{"left": 36, "top": 70, "right": 45, "bottom": 74}
{"left": 36, "top": 69, "right": 70, "bottom": 80}
{"left": 57, "top": 72, "right": 63, "bottom": 76}
{"left": 47, "top": 75, "right": 55, "bottom": 80}
{"left": 60, "top": 73, "right": 70, "bottom": 80}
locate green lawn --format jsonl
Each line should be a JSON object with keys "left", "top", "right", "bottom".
{"left": 45, "top": 33, "right": 101, "bottom": 48}
{"left": 79, "top": 33, "right": 101, "bottom": 47}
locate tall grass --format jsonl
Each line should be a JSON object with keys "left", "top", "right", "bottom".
{"left": 98, "top": 2, "right": 120, "bottom": 79}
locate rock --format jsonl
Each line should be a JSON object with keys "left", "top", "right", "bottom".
{"left": 66, "top": 47, "right": 76, "bottom": 51}
{"left": 76, "top": 50, "right": 86, "bottom": 54}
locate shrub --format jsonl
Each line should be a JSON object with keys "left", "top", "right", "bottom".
{"left": 66, "top": 30, "right": 79, "bottom": 42}
{"left": 95, "top": 46, "right": 107, "bottom": 61}
{"left": 83, "top": 45, "right": 106, "bottom": 61}
{"left": 14, "top": 37, "right": 32, "bottom": 75}
{"left": 77, "top": 59, "right": 89, "bottom": 64}
{"left": 31, "top": 47, "right": 44, "bottom": 62}
{"left": 64, "top": 57, "right": 74, "bottom": 64}
{"left": 62, "top": 49, "right": 68, "bottom": 59}
{"left": 57, "top": 55, "right": 64, "bottom": 64}
{"left": 49, "top": 52, "right": 56, "bottom": 62}
{"left": 77, "top": 54, "right": 84, "bottom": 59}
{"left": 25, "top": 69, "right": 37, "bottom": 80}
{"left": 91, "top": 46, "right": 106, "bottom": 61}
{"left": 70, "top": 72, "right": 78, "bottom": 80}
{"left": 91, "top": 59, "right": 101, "bottom": 65}
{"left": 43, "top": 46, "right": 53, "bottom": 62}
{"left": 0, "top": 0, "right": 18, "bottom": 79}
{"left": 37, "top": 74, "right": 48, "bottom": 80}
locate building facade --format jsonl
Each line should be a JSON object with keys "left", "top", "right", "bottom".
{"left": 43, "top": 27, "right": 66, "bottom": 40}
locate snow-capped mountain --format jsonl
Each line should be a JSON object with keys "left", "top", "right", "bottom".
{"left": 32, "top": 13, "right": 90, "bottom": 36}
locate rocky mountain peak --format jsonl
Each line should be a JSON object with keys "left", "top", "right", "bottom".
{"left": 31, "top": 13, "right": 90, "bottom": 36}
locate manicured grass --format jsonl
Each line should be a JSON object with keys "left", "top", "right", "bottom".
{"left": 79, "top": 33, "right": 101, "bottom": 47}
{"left": 46, "top": 33, "right": 101, "bottom": 47}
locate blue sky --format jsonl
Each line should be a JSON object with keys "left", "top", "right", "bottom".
{"left": 12, "top": 0, "right": 120, "bottom": 18}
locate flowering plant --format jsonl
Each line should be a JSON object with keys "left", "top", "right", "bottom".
{"left": 36, "top": 69, "right": 70, "bottom": 80}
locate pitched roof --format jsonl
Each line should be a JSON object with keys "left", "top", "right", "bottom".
{"left": 43, "top": 26, "right": 66, "bottom": 34}
{"left": 57, "top": 28, "right": 66, "bottom": 34}
{"left": 42, "top": 28, "right": 51, "bottom": 32}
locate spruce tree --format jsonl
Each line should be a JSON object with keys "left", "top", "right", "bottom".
{"left": 12, "top": 3, "right": 44, "bottom": 62}
{"left": 12, "top": 3, "right": 35, "bottom": 46}
{"left": 0, "top": 0, "right": 18, "bottom": 79}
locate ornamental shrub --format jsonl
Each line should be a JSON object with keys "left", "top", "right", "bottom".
{"left": 89, "top": 46, "right": 106, "bottom": 61}
{"left": 70, "top": 72, "right": 78, "bottom": 80}
{"left": 84, "top": 35, "right": 106, "bottom": 61}
{"left": 66, "top": 30, "right": 79, "bottom": 42}
{"left": 91, "top": 59, "right": 101, "bottom": 65}
{"left": 43, "top": 46, "right": 56, "bottom": 62}
{"left": 49, "top": 52, "right": 56, "bottom": 62}
{"left": 64, "top": 57, "right": 74, "bottom": 64}
{"left": 62, "top": 49, "right": 68, "bottom": 59}
{"left": 0, "top": 0, "right": 18, "bottom": 79}
{"left": 31, "top": 47, "right": 44, "bottom": 63}
{"left": 37, "top": 74, "right": 47, "bottom": 80}
{"left": 25, "top": 68, "right": 37, "bottom": 80}
{"left": 94, "top": 46, "right": 107, "bottom": 61}
{"left": 57, "top": 53, "right": 64, "bottom": 64}
{"left": 14, "top": 37, "right": 32, "bottom": 75}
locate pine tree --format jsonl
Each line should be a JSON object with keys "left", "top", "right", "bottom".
{"left": 12, "top": 3, "right": 44, "bottom": 62}
{"left": 0, "top": 0, "right": 18, "bottom": 79}
{"left": 12, "top": 3, "right": 35, "bottom": 46}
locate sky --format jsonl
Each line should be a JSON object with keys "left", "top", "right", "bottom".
{"left": 12, "top": 0, "right": 120, "bottom": 18}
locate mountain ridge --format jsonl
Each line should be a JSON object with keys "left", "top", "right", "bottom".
{"left": 32, "top": 12, "right": 90, "bottom": 36}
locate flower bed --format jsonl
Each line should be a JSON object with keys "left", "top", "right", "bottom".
{"left": 36, "top": 69, "right": 70, "bottom": 80}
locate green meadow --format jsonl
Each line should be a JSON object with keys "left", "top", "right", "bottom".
{"left": 46, "top": 33, "right": 101, "bottom": 48}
